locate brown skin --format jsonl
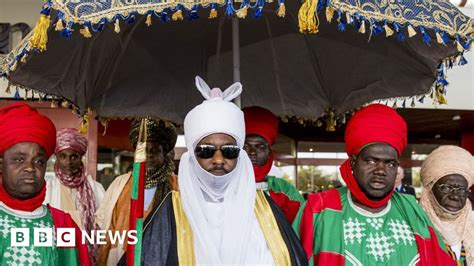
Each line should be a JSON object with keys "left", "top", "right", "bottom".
{"left": 350, "top": 143, "right": 399, "bottom": 213}
{"left": 2, "top": 142, "right": 47, "bottom": 200}
{"left": 243, "top": 134, "right": 271, "bottom": 166}
{"left": 145, "top": 141, "right": 165, "bottom": 171}
{"left": 57, "top": 148, "right": 82, "bottom": 175}
{"left": 433, "top": 174, "right": 469, "bottom": 212}
{"left": 195, "top": 133, "right": 238, "bottom": 176}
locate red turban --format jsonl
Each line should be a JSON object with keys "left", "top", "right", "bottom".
{"left": 345, "top": 104, "right": 407, "bottom": 156}
{"left": 55, "top": 128, "right": 88, "bottom": 155}
{"left": 340, "top": 104, "right": 407, "bottom": 208}
{"left": 0, "top": 103, "right": 56, "bottom": 157}
{"left": 243, "top": 106, "right": 279, "bottom": 182}
{"left": 243, "top": 106, "right": 278, "bottom": 145}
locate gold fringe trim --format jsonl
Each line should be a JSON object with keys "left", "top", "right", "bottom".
{"left": 436, "top": 32, "right": 443, "bottom": 44}
{"left": 79, "top": 113, "right": 89, "bottom": 134}
{"left": 325, "top": 6, "right": 334, "bottom": 23}
{"left": 79, "top": 26, "right": 92, "bottom": 38}
{"left": 435, "top": 86, "right": 447, "bottom": 105}
{"left": 407, "top": 24, "right": 417, "bottom": 37}
{"left": 358, "top": 20, "right": 366, "bottom": 34}
{"left": 11, "top": 60, "right": 18, "bottom": 72}
{"left": 456, "top": 40, "right": 464, "bottom": 52}
{"left": 236, "top": 6, "right": 248, "bottom": 19}
{"left": 5, "top": 82, "right": 11, "bottom": 94}
{"left": 20, "top": 54, "right": 28, "bottom": 63}
{"left": 51, "top": 100, "right": 58, "bottom": 108}
{"left": 172, "top": 10, "right": 184, "bottom": 21}
{"left": 55, "top": 18, "right": 64, "bottom": 31}
{"left": 410, "top": 98, "right": 416, "bottom": 108}
{"left": 145, "top": 14, "right": 152, "bottom": 26}
{"left": 209, "top": 8, "right": 218, "bottom": 19}
{"left": 298, "top": 0, "right": 319, "bottom": 34}
{"left": 114, "top": 19, "right": 120, "bottom": 33}
{"left": 384, "top": 24, "right": 394, "bottom": 37}
{"left": 326, "top": 111, "right": 336, "bottom": 131}
{"left": 29, "top": 13, "right": 51, "bottom": 52}
{"left": 254, "top": 191, "right": 292, "bottom": 265}
{"left": 23, "top": 90, "right": 28, "bottom": 100}
{"left": 277, "top": 3, "right": 286, "bottom": 18}
{"left": 172, "top": 192, "right": 196, "bottom": 265}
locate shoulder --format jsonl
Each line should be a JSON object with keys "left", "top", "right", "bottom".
{"left": 47, "top": 205, "right": 77, "bottom": 227}
{"left": 305, "top": 188, "right": 344, "bottom": 213}
{"left": 106, "top": 172, "right": 132, "bottom": 192}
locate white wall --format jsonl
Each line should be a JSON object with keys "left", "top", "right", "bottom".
{"left": 0, "top": 1, "right": 473, "bottom": 110}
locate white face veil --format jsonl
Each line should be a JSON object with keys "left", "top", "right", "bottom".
{"left": 178, "top": 77, "right": 263, "bottom": 264}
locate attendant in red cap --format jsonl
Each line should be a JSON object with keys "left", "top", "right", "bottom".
{"left": 243, "top": 106, "right": 304, "bottom": 223}
{"left": 293, "top": 104, "right": 454, "bottom": 266}
{"left": 0, "top": 103, "right": 90, "bottom": 265}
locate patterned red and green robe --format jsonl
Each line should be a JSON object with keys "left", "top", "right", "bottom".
{"left": 293, "top": 187, "right": 455, "bottom": 266}
{"left": 260, "top": 175, "right": 305, "bottom": 223}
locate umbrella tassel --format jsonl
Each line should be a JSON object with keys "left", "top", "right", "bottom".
{"left": 236, "top": 5, "right": 248, "bottom": 19}
{"left": 209, "top": 8, "right": 218, "bottom": 19}
{"left": 20, "top": 53, "right": 28, "bottom": 63}
{"left": 80, "top": 26, "right": 92, "bottom": 38}
{"left": 298, "top": 0, "right": 319, "bottom": 34}
{"left": 435, "top": 30, "right": 445, "bottom": 45}
{"left": 384, "top": 23, "right": 394, "bottom": 37}
{"left": 172, "top": 10, "right": 184, "bottom": 21}
{"left": 79, "top": 114, "right": 89, "bottom": 134}
{"left": 145, "top": 14, "right": 152, "bottom": 26}
{"left": 326, "top": 111, "right": 336, "bottom": 132}
{"left": 29, "top": 6, "right": 51, "bottom": 52}
{"left": 277, "top": 3, "right": 286, "bottom": 18}
{"left": 5, "top": 82, "right": 11, "bottom": 94}
{"left": 14, "top": 88, "right": 21, "bottom": 99}
{"left": 435, "top": 86, "right": 447, "bottom": 105}
{"left": 114, "top": 19, "right": 120, "bottom": 33}
{"left": 407, "top": 24, "right": 417, "bottom": 37}
{"left": 51, "top": 100, "right": 58, "bottom": 108}
{"left": 410, "top": 98, "right": 416, "bottom": 107}
{"left": 456, "top": 40, "right": 464, "bottom": 52}
{"left": 55, "top": 18, "right": 64, "bottom": 31}
{"left": 420, "top": 27, "right": 431, "bottom": 45}
{"left": 459, "top": 54, "right": 468, "bottom": 66}
{"left": 10, "top": 60, "right": 18, "bottom": 72}
{"left": 325, "top": 6, "right": 334, "bottom": 23}
{"left": 226, "top": 1, "right": 234, "bottom": 16}
{"left": 358, "top": 19, "right": 366, "bottom": 34}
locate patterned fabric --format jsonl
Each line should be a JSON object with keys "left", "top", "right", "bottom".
{"left": 54, "top": 128, "right": 98, "bottom": 265}
{"left": 0, "top": 206, "right": 80, "bottom": 265}
{"left": 293, "top": 187, "right": 455, "bottom": 266}
{"left": 55, "top": 128, "right": 88, "bottom": 155}
{"left": 341, "top": 192, "right": 419, "bottom": 265}
{"left": 264, "top": 175, "right": 305, "bottom": 223}
{"left": 448, "top": 244, "right": 467, "bottom": 266}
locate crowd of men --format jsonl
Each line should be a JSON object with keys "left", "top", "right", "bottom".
{"left": 0, "top": 76, "right": 472, "bottom": 265}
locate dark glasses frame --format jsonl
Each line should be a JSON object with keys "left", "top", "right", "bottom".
{"left": 194, "top": 144, "right": 240, "bottom": 159}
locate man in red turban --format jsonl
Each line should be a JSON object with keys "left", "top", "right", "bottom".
{"left": 243, "top": 106, "right": 304, "bottom": 223}
{"left": 293, "top": 104, "right": 454, "bottom": 266}
{"left": 0, "top": 102, "right": 90, "bottom": 265}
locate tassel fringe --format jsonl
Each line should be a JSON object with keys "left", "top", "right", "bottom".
{"left": 277, "top": 3, "right": 286, "bottom": 18}
{"left": 298, "top": 0, "right": 319, "bottom": 33}
{"left": 29, "top": 13, "right": 51, "bottom": 52}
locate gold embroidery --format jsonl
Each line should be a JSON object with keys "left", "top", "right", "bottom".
{"left": 172, "top": 191, "right": 196, "bottom": 265}
{"left": 254, "top": 190, "right": 292, "bottom": 265}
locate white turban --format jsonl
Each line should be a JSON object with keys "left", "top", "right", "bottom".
{"left": 184, "top": 76, "right": 245, "bottom": 151}
{"left": 178, "top": 77, "right": 271, "bottom": 265}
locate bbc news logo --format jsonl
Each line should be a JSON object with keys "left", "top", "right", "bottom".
{"left": 10, "top": 228, "right": 138, "bottom": 247}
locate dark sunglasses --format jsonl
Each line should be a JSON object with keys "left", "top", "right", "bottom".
{"left": 194, "top": 144, "right": 240, "bottom": 159}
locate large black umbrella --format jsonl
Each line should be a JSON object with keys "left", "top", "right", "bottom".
{"left": 0, "top": 0, "right": 472, "bottom": 125}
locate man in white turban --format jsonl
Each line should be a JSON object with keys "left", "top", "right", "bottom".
{"left": 118, "top": 77, "right": 306, "bottom": 265}
{"left": 420, "top": 145, "right": 474, "bottom": 265}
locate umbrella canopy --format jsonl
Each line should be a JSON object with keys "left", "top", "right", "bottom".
{"left": 1, "top": 0, "right": 472, "bottom": 125}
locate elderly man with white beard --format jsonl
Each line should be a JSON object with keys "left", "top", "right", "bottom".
{"left": 119, "top": 77, "right": 307, "bottom": 265}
